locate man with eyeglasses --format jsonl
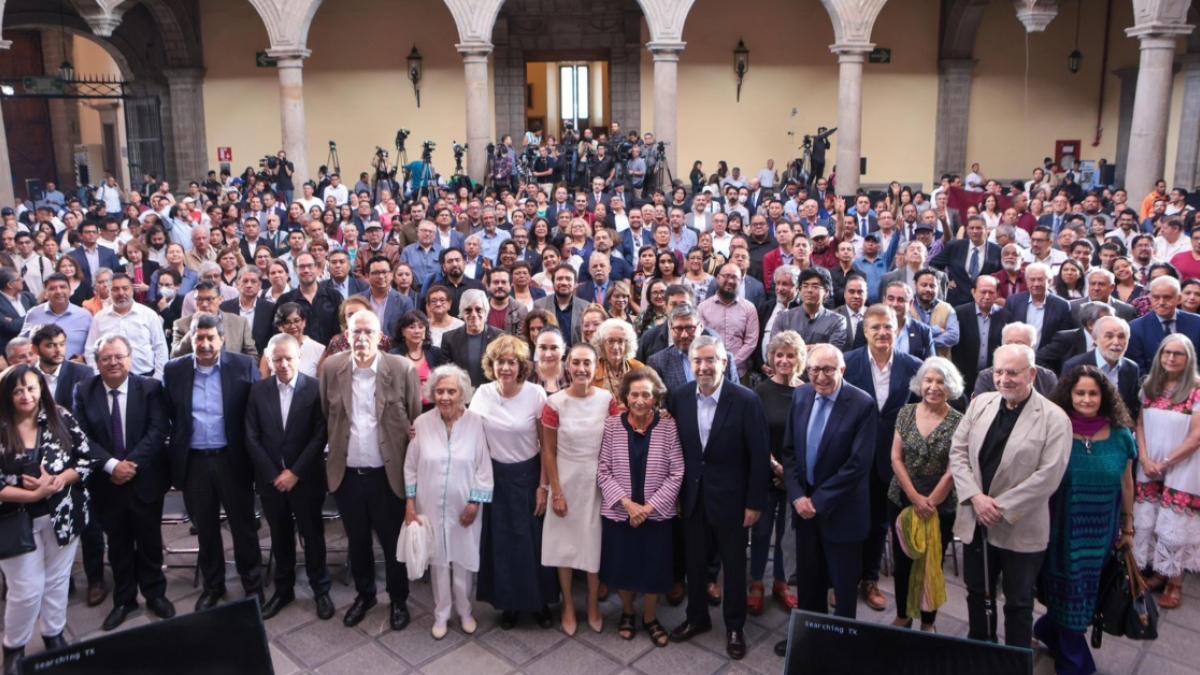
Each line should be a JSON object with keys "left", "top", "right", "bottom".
{"left": 356, "top": 256, "right": 414, "bottom": 338}
{"left": 442, "top": 289, "right": 504, "bottom": 387}
{"left": 773, "top": 268, "right": 849, "bottom": 350}
{"left": 172, "top": 281, "right": 257, "bottom": 358}
{"left": 698, "top": 263, "right": 759, "bottom": 379}
{"left": 278, "top": 252, "right": 343, "bottom": 346}
{"left": 85, "top": 273, "right": 170, "bottom": 378}
{"left": 417, "top": 247, "right": 484, "bottom": 317}
{"left": 1128, "top": 275, "right": 1200, "bottom": 371}
{"left": 648, "top": 304, "right": 704, "bottom": 390}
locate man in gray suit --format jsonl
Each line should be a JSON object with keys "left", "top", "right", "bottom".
{"left": 881, "top": 239, "right": 947, "bottom": 301}
{"left": 532, "top": 263, "right": 590, "bottom": 346}
{"left": 971, "top": 322, "right": 1058, "bottom": 398}
{"left": 773, "top": 268, "right": 849, "bottom": 350}
{"left": 648, "top": 304, "right": 702, "bottom": 390}
{"left": 1068, "top": 268, "right": 1136, "bottom": 323}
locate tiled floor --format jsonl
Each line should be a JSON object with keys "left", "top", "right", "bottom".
{"left": 10, "top": 519, "right": 1200, "bottom": 674}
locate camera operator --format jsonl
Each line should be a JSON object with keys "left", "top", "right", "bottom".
{"left": 492, "top": 134, "right": 518, "bottom": 193}
{"left": 625, "top": 144, "right": 646, "bottom": 195}
{"left": 270, "top": 150, "right": 295, "bottom": 204}
{"left": 809, "top": 126, "right": 836, "bottom": 186}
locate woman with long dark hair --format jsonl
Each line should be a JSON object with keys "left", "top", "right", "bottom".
{"left": 0, "top": 365, "right": 93, "bottom": 671}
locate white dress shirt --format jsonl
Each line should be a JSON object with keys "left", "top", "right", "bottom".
{"left": 277, "top": 376, "right": 295, "bottom": 434}
{"left": 347, "top": 354, "right": 384, "bottom": 468}
{"left": 696, "top": 381, "right": 724, "bottom": 450}
{"left": 868, "top": 352, "right": 892, "bottom": 412}
{"left": 84, "top": 303, "right": 169, "bottom": 378}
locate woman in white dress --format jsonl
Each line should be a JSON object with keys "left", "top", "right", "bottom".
{"left": 260, "top": 302, "right": 325, "bottom": 377}
{"left": 405, "top": 365, "right": 494, "bottom": 639}
{"left": 541, "top": 343, "right": 617, "bottom": 635}
{"left": 1134, "top": 334, "right": 1200, "bottom": 608}
{"left": 470, "top": 335, "right": 558, "bottom": 629}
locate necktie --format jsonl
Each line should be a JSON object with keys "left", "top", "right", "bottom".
{"left": 805, "top": 396, "right": 830, "bottom": 485}
{"left": 859, "top": 216, "right": 868, "bottom": 238}
{"left": 968, "top": 247, "right": 981, "bottom": 278}
{"left": 110, "top": 390, "right": 125, "bottom": 459}
{"left": 1164, "top": 319, "right": 1176, "bottom": 335}
{"left": 1054, "top": 215, "right": 1062, "bottom": 233}
{"left": 596, "top": 284, "right": 605, "bottom": 307}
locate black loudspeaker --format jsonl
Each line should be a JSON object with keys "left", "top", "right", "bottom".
{"left": 860, "top": 157, "right": 868, "bottom": 175}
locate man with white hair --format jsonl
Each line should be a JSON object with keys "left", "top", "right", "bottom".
{"left": 1006, "top": 262, "right": 1073, "bottom": 349}
{"left": 950, "top": 343, "right": 1071, "bottom": 648}
{"left": 184, "top": 224, "right": 217, "bottom": 272}
{"left": 441, "top": 289, "right": 504, "bottom": 387}
{"left": 1068, "top": 268, "right": 1136, "bottom": 323}
{"left": 971, "top": 322, "right": 1058, "bottom": 398}
{"left": 1063, "top": 314, "right": 1141, "bottom": 417}
{"left": 1127, "top": 274, "right": 1200, "bottom": 371}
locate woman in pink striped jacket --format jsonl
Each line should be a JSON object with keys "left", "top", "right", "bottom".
{"left": 596, "top": 367, "right": 684, "bottom": 648}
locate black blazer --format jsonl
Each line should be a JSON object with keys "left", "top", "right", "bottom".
{"left": 48, "top": 361, "right": 94, "bottom": 410}
{"left": 1063, "top": 350, "right": 1142, "bottom": 420}
{"left": 72, "top": 374, "right": 171, "bottom": 503}
{"left": 666, "top": 380, "right": 770, "bottom": 528}
{"left": 439, "top": 326, "right": 503, "bottom": 387}
{"left": 0, "top": 291, "right": 35, "bottom": 352}
{"left": 245, "top": 373, "right": 328, "bottom": 488}
{"left": 162, "top": 352, "right": 260, "bottom": 489}
{"left": 1036, "top": 328, "right": 1090, "bottom": 373}
{"left": 930, "top": 239, "right": 1002, "bottom": 307}
{"left": 221, "top": 297, "right": 277, "bottom": 356}
{"left": 1007, "top": 292, "right": 1074, "bottom": 348}
{"left": 952, "top": 302, "right": 1011, "bottom": 397}
{"left": 781, "top": 382, "right": 878, "bottom": 543}
{"left": 843, "top": 347, "right": 922, "bottom": 479}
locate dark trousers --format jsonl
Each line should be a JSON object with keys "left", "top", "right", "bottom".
{"left": 334, "top": 469, "right": 408, "bottom": 603}
{"left": 81, "top": 485, "right": 105, "bottom": 584}
{"left": 95, "top": 485, "right": 167, "bottom": 607}
{"left": 683, "top": 498, "right": 747, "bottom": 631}
{"left": 860, "top": 471, "right": 889, "bottom": 583}
{"left": 183, "top": 452, "right": 263, "bottom": 594}
{"left": 749, "top": 487, "right": 788, "bottom": 583}
{"left": 794, "top": 516, "right": 860, "bottom": 619}
{"left": 1034, "top": 614, "right": 1096, "bottom": 675}
{"left": 889, "top": 502, "right": 955, "bottom": 623}
{"left": 963, "top": 526, "right": 1043, "bottom": 647}
{"left": 260, "top": 480, "right": 331, "bottom": 596}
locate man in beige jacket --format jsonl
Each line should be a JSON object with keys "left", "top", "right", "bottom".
{"left": 950, "top": 343, "right": 1071, "bottom": 647}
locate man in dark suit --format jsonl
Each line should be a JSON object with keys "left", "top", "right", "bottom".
{"left": 1063, "top": 315, "right": 1141, "bottom": 419}
{"left": 220, "top": 267, "right": 276, "bottom": 356}
{"left": 848, "top": 195, "right": 879, "bottom": 238}
{"left": 952, "top": 275, "right": 1010, "bottom": 397}
{"left": 666, "top": 336, "right": 769, "bottom": 660}
{"left": 1006, "top": 262, "right": 1073, "bottom": 349}
{"left": 68, "top": 220, "right": 120, "bottom": 283}
{"left": 0, "top": 267, "right": 35, "bottom": 353}
{"left": 356, "top": 256, "right": 415, "bottom": 337}
{"left": 777, "top": 343, "right": 877, "bottom": 656}
{"left": 72, "top": 335, "right": 175, "bottom": 631}
{"left": 162, "top": 314, "right": 263, "bottom": 612}
{"left": 843, "top": 306, "right": 921, "bottom": 611}
{"left": 646, "top": 304, "right": 731, "bottom": 390}
{"left": 930, "top": 215, "right": 1001, "bottom": 307}
{"left": 237, "top": 216, "right": 272, "bottom": 264}
{"left": 1068, "top": 268, "right": 1137, "bottom": 323}
{"left": 532, "top": 264, "right": 590, "bottom": 346}
{"left": 851, "top": 282, "right": 935, "bottom": 358}
{"left": 246, "top": 334, "right": 333, "bottom": 621}
{"left": 322, "top": 250, "right": 369, "bottom": 300}
{"left": 619, "top": 209, "right": 654, "bottom": 261}
{"left": 1128, "top": 276, "right": 1200, "bottom": 372}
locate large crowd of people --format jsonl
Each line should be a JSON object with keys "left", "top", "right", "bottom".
{"left": 0, "top": 130, "right": 1197, "bottom": 675}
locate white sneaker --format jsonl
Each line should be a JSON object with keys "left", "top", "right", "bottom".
{"left": 461, "top": 616, "right": 477, "bottom": 635}
{"left": 432, "top": 621, "right": 448, "bottom": 640}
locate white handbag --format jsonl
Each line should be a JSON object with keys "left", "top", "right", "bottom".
{"left": 396, "top": 515, "right": 434, "bottom": 580}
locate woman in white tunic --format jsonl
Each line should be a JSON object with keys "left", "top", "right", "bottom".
{"left": 541, "top": 343, "right": 617, "bottom": 635}
{"left": 405, "top": 365, "right": 494, "bottom": 639}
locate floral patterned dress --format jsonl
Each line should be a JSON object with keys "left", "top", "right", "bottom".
{"left": 0, "top": 409, "right": 94, "bottom": 545}
{"left": 1134, "top": 386, "right": 1200, "bottom": 576}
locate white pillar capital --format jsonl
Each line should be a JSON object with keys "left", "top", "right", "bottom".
{"left": 1013, "top": 0, "right": 1059, "bottom": 32}
{"left": 1125, "top": 23, "right": 1194, "bottom": 42}
{"left": 266, "top": 47, "right": 312, "bottom": 65}
{"left": 456, "top": 42, "right": 494, "bottom": 62}
{"left": 830, "top": 43, "right": 873, "bottom": 60}
{"left": 647, "top": 41, "right": 686, "bottom": 61}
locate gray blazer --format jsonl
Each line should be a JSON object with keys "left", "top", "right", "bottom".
{"left": 532, "top": 294, "right": 590, "bottom": 342}
{"left": 971, "top": 366, "right": 1059, "bottom": 399}
{"left": 772, "top": 305, "right": 849, "bottom": 351}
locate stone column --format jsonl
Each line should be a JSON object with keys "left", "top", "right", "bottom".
{"left": 0, "top": 38, "right": 14, "bottom": 207}
{"left": 268, "top": 49, "right": 311, "bottom": 186}
{"left": 1173, "top": 54, "right": 1200, "bottom": 190}
{"left": 163, "top": 68, "right": 208, "bottom": 185}
{"left": 458, "top": 43, "right": 492, "bottom": 184}
{"left": 833, "top": 45, "right": 870, "bottom": 196}
{"left": 41, "top": 30, "right": 81, "bottom": 190}
{"left": 648, "top": 41, "right": 684, "bottom": 183}
{"left": 1124, "top": 27, "right": 1191, "bottom": 201}
{"left": 1112, "top": 67, "right": 1138, "bottom": 189}
{"left": 933, "top": 58, "right": 975, "bottom": 182}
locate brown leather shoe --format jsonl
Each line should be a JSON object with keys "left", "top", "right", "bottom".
{"left": 86, "top": 581, "right": 108, "bottom": 608}
{"left": 860, "top": 581, "right": 887, "bottom": 611}
{"left": 706, "top": 582, "right": 722, "bottom": 606}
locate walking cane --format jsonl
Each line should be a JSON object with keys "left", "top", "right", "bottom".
{"left": 980, "top": 526, "right": 999, "bottom": 643}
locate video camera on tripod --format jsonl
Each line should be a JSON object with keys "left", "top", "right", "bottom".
{"left": 421, "top": 140, "right": 436, "bottom": 161}
{"left": 396, "top": 129, "right": 410, "bottom": 153}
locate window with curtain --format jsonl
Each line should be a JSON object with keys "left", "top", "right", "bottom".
{"left": 559, "top": 64, "right": 589, "bottom": 129}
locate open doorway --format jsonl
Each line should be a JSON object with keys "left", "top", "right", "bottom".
{"left": 525, "top": 59, "right": 611, "bottom": 144}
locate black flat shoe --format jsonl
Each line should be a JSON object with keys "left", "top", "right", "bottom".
{"left": 194, "top": 589, "right": 224, "bottom": 612}
{"left": 315, "top": 594, "right": 335, "bottom": 621}
{"left": 260, "top": 592, "right": 295, "bottom": 620}
{"left": 3, "top": 645, "right": 24, "bottom": 675}
{"left": 102, "top": 604, "right": 138, "bottom": 631}
{"left": 726, "top": 630, "right": 747, "bottom": 660}
{"left": 343, "top": 595, "right": 377, "bottom": 627}
{"left": 42, "top": 633, "right": 67, "bottom": 651}
{"left": 500, "top": 610, "right": 519, "bottom": 630}
{"left": 774, "top": 638, "right": 788, "bottom": 657}
{"left": 534, "top": 606, "right": 554, "bottom": 629}
{"left": 146, "top": 596, "right": 176, "bottom": 620}
{"left": 389, "top": 601, "right": 410, "bottom": 631}
{"left": 668, "top": 620, "right": 712, "bottom": 643}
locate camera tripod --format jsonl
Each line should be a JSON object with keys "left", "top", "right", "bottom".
{"left": 413, "top": 146, "right": 438, "bottom": 201}
{"left": 326, "top": 141, "right": 341, "bottom": 176}
{"left": 651, "top": 144, "right": 674, "bottom": 196}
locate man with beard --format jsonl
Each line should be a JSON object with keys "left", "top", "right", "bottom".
{"left": 484, "top": 267, "right": 526, "bottom": 335}
{"left": 418, "top": 248, "right": 484, "bottom": 316}
{"left": 533, "top": 264, "right": 589, "bottom": 346}
{"left": 277, "top": 253, "right": 343, "bottom": 346}
{"left": 910, "top": 268, "right": 960, "bottom": 357}
{"left": 698, "top": 263, "right": 760, "bottom": 379}
{"left": 993, "top": 244, "right": 1027, "bottom": 304}
{"left": 85, "top": 273, "right": 170, "bottom": 378}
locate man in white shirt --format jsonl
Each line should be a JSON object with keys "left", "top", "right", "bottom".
{"left": 965, "top": 162, "right": 984, "bottom": 191}
{"left": 85, "top": 273, "right": 169, "bottom": 378}
{"left": 11, "top": 232, "right": 52, "bottom": 299}
{"left": 322, "top": 174, "right": 349, "bottom": 206}
{"left": 1155, "top": 218, "right": 1190, "bottom": 262}
{"left": 94, "top": 175, "right": 123, "bottom": 213}
{"left": 296, "top": 182, "right": 323, "bottom": 213}
{"left": 757, "top": 160, "right": 778, "bottom": 190}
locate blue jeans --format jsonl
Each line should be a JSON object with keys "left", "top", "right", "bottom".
{"left": 749, "top": 487, "right": 789, "bottom": 583}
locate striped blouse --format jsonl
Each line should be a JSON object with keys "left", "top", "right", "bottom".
{"left": 596, "top": 413, "right": 684, "bottom": 522}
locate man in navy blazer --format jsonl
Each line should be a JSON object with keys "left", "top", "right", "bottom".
{"left": 930, "top": 216, "right": 1002, "bottom": 307}
{"left": 1127, "top": 276, "right": 1200, "bottom": 372}
{"left": 843, "top": 305, "right": 921, "bottom": 610}
{"left": 1063, "top": 315, "right": 1142, "bottom": 420}
{"left": 1005, "top": 263, "right": 1073, "bottom": 349}
{"left": 32, "top": 324, "right": 93, "bottom": 409}
{"left": 68, "top": 220, "right": 121, "bottom": 283}
{"left": 0, "top": 267, "right": 35, "bottom": 354}
{"left": 357, "top": 255, "right": 415, "bottom": 337}
{"left": 162, "top": 314, "right": 263, "bottom": 612}
{"left": 666, "top": 335, "right": 769, "bottom": 660}
{"left": 72, "top": 335, "right": 174, "bottom": 630}
{"left": 245, "top": 334, "right": 333, "bottom": 621}
{"left": 952, "top": 276, "right": 1010, "bottom": 397}
{"left": 780, "top": 343, "right": 877, "bottom": 634}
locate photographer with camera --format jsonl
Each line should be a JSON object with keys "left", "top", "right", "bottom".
{"left": 531, "top": 145, "right": 554, "bottom": 195}
{"left": 808, "top": 126, "right": 836, "bottom": 187}
{"left": 270, "top": 150, "right": 295, "bottom": 204}
{"left": 492, "top": 135, "right": 518, "bottom": 194}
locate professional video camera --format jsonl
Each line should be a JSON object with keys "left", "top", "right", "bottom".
{"left": 616, "top": 139, "right": 634, "bottom": 162}
{"left": 453, "top": 142, "right": 468, "bottom": 159}
{"left": 421, "top": 140, "right": 436, "bottom": 161}
{"left": 375, "top": 146, "right": 389, "bottom": 161}
{"left": 396, "top": 129, "right": 410, "bottom": 152}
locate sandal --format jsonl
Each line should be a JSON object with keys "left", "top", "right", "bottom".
{"left": 1160, "top": 583, "right": 1184, "bottom": 609}
{"left": 617, "top": 613, "right": 637, "bottom": 641}
{"left": 1145, "top": 574, "right": 1167, "bottom": 593}
{"left": 645, "top": 618, "right": 669, "bottom": 648}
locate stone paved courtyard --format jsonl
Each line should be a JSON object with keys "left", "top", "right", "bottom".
{"left": 8, "top": 516, "right": 1200, "bottom": 674}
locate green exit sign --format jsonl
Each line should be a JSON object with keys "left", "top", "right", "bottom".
{"left": 255, "top": 51, "right": 277, "bottom": 68}
{"left": 868, "top": 48, "right": 892, "bottom": 64}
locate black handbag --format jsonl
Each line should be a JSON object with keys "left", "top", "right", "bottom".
{"left": 1091, "top": 546, "right": 1159, "bottom": 648}
{"left": 0, "top": 506, "right": 35, "bottom": 560}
